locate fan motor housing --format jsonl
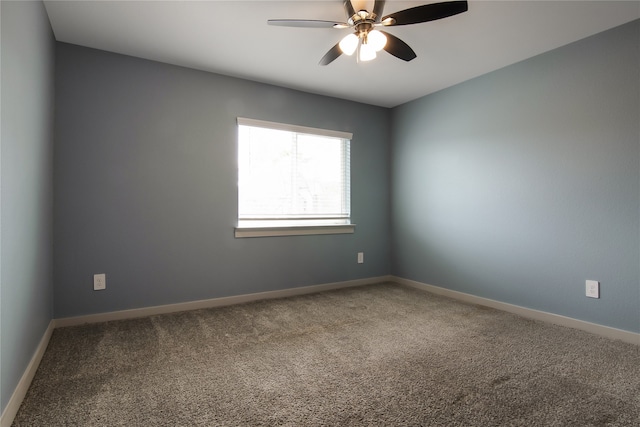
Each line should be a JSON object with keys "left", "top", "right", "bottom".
{"left": 355, "top": 22, "right": 374, "bottom": 37}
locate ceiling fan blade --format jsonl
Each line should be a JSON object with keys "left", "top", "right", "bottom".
{"left": 268, "top": 19, "right": 347, "bottom": 28}
{"left": 319, "top": 43, "right": 343, "bottom": 66}
{"left": 372, "top": 0, "right": 386, "bottom": 20}
{"left": 382, "top": 0, "right": 468, "bottom": 26}
{"left": 343, "top": 0, "right": 356, "bottom": 19}
{"left": 380, "top": 31, "right": 417, "bottom": 61}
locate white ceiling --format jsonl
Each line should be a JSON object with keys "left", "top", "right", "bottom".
{"left": 43, "top": 0, "right": 639, "bottom": 108}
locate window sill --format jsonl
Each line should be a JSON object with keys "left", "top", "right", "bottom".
{"left": 234, "top": 224, "right": 355, "bottom": 238}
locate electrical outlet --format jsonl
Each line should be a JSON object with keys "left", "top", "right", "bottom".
{"left": 585, "top": 280, "right": 599, "bottom": 298}
{"left": 94, "top": 273, "right": 106, "bottom": 291}
{"left": 357, "top": 252, "right": 364, "bottom": 264}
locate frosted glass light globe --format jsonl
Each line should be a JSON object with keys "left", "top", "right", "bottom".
{"left": 339, "top": 33, "right": 359, "bottom": 56}
{"left": 359, "top": 43, "right": 376, "bottom": 61}
{"left": 368, "top": 30, "right": 387, "bottom": 52}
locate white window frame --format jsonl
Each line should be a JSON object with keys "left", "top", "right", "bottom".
{"left": 235, "top": 118, "right": 355, "bottom": 238}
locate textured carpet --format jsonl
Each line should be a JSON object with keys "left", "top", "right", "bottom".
{"left": 13, "top": 283, "right": 640, "bottom": 426}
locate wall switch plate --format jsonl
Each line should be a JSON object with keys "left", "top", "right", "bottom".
{"left": 94, "top": 273, "right": 106, "bottom": 291}
{"left": 585, "top": 280, "right": 599, "bottom": 298}
{"left": 357, "top": 252, "right": 364, "bottom": 264}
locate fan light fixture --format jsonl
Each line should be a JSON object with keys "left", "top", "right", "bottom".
{"left": 335, "top": 2, "right": 389, "bottom": 63}
{"left": 339, "top": 29, "right": 387, "bottom": 62}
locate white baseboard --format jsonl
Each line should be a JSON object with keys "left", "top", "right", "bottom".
{"left": 0, "top": 320, "right": 55, "bottom": 427}
{"left": 393, "top": 276, "right": 640, "bottom": 346}
{"left": 55, "top": 275, "right": 394, "bottom": 327}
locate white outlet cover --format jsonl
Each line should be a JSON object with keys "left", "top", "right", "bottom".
{"left": 94, "top": 273, "right": 106, "bottom": 291}
{"left": 357, "top": 252, "right": 364, "bottom": 264}
{"left": 585, "top": 280, "right": 599, "bottom": 298}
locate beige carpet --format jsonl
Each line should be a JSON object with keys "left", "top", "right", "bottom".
{"left": 13, "top": 283, "right": 640, "bottom": 426}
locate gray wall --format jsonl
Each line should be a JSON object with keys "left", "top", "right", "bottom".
{"left": 391, "top": 20, "right": 639, "bottom": 332}
{"left": 53, "top": 43, "right": 391, "bottom": 318}
{"left": 0, "top": 1, "right": 55, "bottom": 414}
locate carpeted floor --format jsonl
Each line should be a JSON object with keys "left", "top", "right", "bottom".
{"left": 13, "top": 282, "right": 640, "bottom": 426}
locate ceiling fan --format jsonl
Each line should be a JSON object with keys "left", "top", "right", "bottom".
{"left": 268, "top": 0, "right": 468, "bottom": 65}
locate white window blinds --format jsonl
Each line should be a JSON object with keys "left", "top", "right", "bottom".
{"left": 237, "top": 118, "right": 352, "bottom": 228}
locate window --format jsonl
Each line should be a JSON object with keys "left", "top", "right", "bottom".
{"left": 236, "top": 118, "right": 354, "bottom": 238}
